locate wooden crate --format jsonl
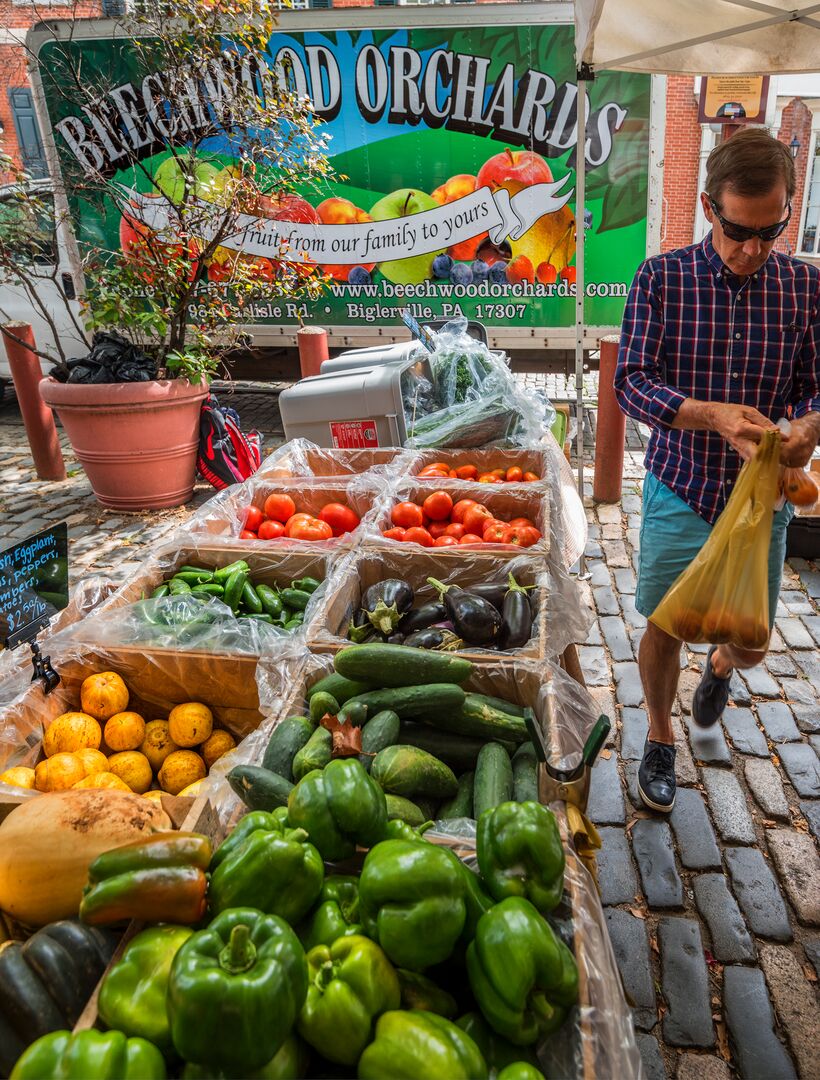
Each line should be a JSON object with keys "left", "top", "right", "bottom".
{"left": 309, "top": 546, "right": 548, "bottom": 661}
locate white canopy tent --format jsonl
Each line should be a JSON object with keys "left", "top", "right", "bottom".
{"left": 570, "top": 0, "right": 820, "bottom": 527}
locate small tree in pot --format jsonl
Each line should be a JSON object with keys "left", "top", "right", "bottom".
{"left": 1, "top": 0, "right": 332, "bottom": 509}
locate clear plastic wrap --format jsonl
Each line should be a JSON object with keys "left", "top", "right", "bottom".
{"left": 254, "top": 437, "right": 417, "bottom": 482}
{"left": 410, "top": 447, "right": 551, "bottom": 482}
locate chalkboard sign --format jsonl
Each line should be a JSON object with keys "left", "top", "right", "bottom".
{"left": 0, "top": 523, "right": 69, "bottom": 649}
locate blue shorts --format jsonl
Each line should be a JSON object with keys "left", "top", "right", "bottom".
{"left": 635, "top": 472, "right": 793, "bottom": 628}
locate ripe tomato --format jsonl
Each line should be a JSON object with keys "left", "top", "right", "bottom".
{"left": 403, "top": 527, "right": 434, "bottom": 547}
{"left": 428, "top": 521, "right": 450, "bottom": 539}
{"left": 445, "top": 522, "right": 466, "bottom": 539}
{"left": 419, "top": 465, "right": 449, "bottom": 478}
{"left": 427, "top": 462, "right": 450, "bottom": 474}
{"left": 523, "top": 471, "right": 540, "bottom": 482}
{"left": 383, "top": 527, "right": 407, "bottom": 541}
{"left": 239, "top": 529, "right": 258, "bottom": 540}
{"left": 480, "top": 517, "right": 507, "bottom": 536}
{"left": 455, "top": 464, "right": 478, "bottom": 480}
{"left": 451, "top": 499, "right": 479, "bottom": 524}
{"left": 463, "top": 504, "right": 493, "bottom": 535}
{"left": 258, "top": 519, "right": 285, "bottom": 540}
{"left": 422, "top": 490, "right": 454, "bottom": 522}
{"left": 459, "top": 533, "right": 484, "bottom": 545}
{"left": 483, "top": 523, "right": 513, "bottom": 544}
{"left": 478, "top": 473, "right": 502, "bottom": 484}
{"left": 319, "top": 502, "right": 360, "bottom": 536}
{"left": 391, "top": 501, "right": 424, "bottom": 529}
{"left": 508, "top": 517, "right": 536, "bottom": 529}
{"left": 508, "top": 525, "right": 541, "bottom": 547}
{"left": 264, "top": 493, "right": 297, "bottom": 523}
{"left": 491, "top": 469, "right": 506, "bottom": 479}
{"left": 448, "top": 469, "right": 458, "bottom": 478}
{"left": 434, "top": 535, "right": 459, "bottom": 547}
{"left": 505, "top": 466, "right": 524, "bottom": 483}
{"left": 243, "top": 505, "right": 264, "bottom": 532}
{"left": 288, "top": 516, "right": 333, "bottom": 542}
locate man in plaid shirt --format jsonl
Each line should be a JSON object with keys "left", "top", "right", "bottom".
{"left": 615, "top": 128, "right": 820, "bottom": 813}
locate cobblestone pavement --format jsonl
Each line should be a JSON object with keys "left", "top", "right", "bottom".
{"left": 1, "top": 377, "right": 819, "bottom": 1078}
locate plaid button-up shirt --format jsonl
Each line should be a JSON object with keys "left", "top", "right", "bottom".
{"left": 615, "top": 234, "right": 820, "bottom": 524}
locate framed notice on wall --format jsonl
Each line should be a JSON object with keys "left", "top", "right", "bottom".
{"left": 698, "top": 76, "right": 769, "bottom": 124}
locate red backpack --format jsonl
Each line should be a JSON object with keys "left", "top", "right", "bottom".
{"left": 197, "top": 394, "right": 262, "bottom": 490}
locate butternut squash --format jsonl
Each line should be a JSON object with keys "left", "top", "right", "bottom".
{"left": 0, "top": 789, "right": 171, "bottom": 926}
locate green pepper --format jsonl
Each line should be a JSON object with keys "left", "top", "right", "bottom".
{"left": 245, "top": 612, "right": 275, "bottom": 624}
{"left": 298, "top": 934, "right": 400, "bottom": 1065}
{"left": 397, "top": 969, "right": 458, "bottom": 1018}
{"left": 152, "top": 584, "right": 171, "bottom": 599}
{"left": 88, "top": 833, "right": 212, "bottom": 883}
{"left": 168, "top": 908, "right": 307, "bottom": 1073}
{"left": 476, "top": 801, "right": 565, "bottom": 914}
{"left": 169, "top": 579, "right": 192, "bottom": 595}
{"left": 181, "top": 1034, "right": 309, "bottom": 1079}
{"left": 190, "top": 583, "right": 225, "bottom": 597}
{"left": 358, "top": 1011, "right": 488, "bottom": 1080}
{"left": 456, "top": 1013, "right": 542, "bottom": 1076}
{"left": 241, "top": 580, "right": 264, "bottom": 614}
{"left": 283, "top": 618, "right": 304, "bottom": 632}
{"left": 287, "top": 758, "right": 387, "bottom": 861}
{"left": 172, "top": 571, "right": 215, "bottom": 586}
{"left": 177, "top": 565, "right": 215, "bottom": 575}
{"left": 466, "top": 897, "right": 578, "bottom": 1045}
{"left": 300, "top": 874, "right": 362, "bottom": 951}
{"left": 256, "top": 585, "right": 284, "bottom": 619}
{"left": 223, "top": 569, "right": 248, "bottom": 613}
{"left": 210, "top": 810, "right": 288, "bottom": 871}
{"left": 497, "top": 1064, "right": 546, "bottom": 1080}
{"left": 291, "top": 576, "right": 322, "bottom": 594}
{"left": 208, "top": 825, "right": 323, "bottom": 924}
{"left": 213, "top": 560, "right": 250, "bottom": 583}
{"left": 359, "top": 839, "right": 467, "bottom": 971}
{"left": 381, "top": 818, "right": 433, "bottom": 844}
{"left": 461, "top": 866, "right": 495, "bottom": 941}
{"left": 10, "top": 1030, "right": 166, "bottom": 1080}
{"left": 98, "top": 925, "right": 193, "bottom": 1053}
{"left": 279, "top": 588, "right": 311, "bottom": 611}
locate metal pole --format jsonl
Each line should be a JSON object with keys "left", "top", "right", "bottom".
{"left": 575, "top": 77, "right": 587, "bottom": 574}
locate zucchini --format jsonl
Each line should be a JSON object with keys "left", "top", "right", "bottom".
{"left": 418, "top": 694, "right": 528, "bottom": 744}
{"left": 473, "top": 743, "right": 514, "bottom": 819}
{"left": 467, "top": 693, "right": 526, "bottom": 718}
{"left": 262, "top": 716, "right": 314, "bottom": 779}
{"left": 438, "top": 771, "right": 474, "bottom": 820}
{"left": 384, "top": 793, "right": 426, "bottom": 826}
{"left": 398, "top": 724, "right": 515, "bottom": 772}
{"left": 227, "top": 765, "right": 293, "bottom": 811}
{"left": 512, "top": 742, "right": 539, "bottom": 803}
{"left": 307, "top": 673, "right": 373, "bottom": 705}
{"left": 334, "top": 644, "right": 473, "bottom": 687}
{"left": 345, "top": 684, "right": 466, "bottom": 722}
{"left": 360, "top": 711, "right": 401, "bottom": 771}
{"left": 310, "top": 692, "right": 340, "bottom": 725}
{"left": 292, "top": 728, "right": 333, "bottom": 781}
{"left": 372, "top": 745, "right": 459, "bottom": 799}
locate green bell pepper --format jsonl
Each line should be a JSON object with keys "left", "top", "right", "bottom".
{"left": 466, "top": 898, "right": 578, "bottom": 1046}
{"left": 359, "top": 839, "right": 467, "bottom": 971}
{"left": 476, "top": 801, "right": 565, "bottom": 914}
{"left": 298, "top": 934, "right": 400, "bottom": 1065}
{"left": 380, "top": 818, "right": 433, "bottom": 844}
{"left": 397, "top": 969, "right": 458, "bottom": 1018}
{"left": 358, "top": 1011, "right": 488, "bottom": 1080}
{"left": 300, "top": 874, "right": 362, "bottom": 951}
{"left": 10, "top": 1030, "right": 166, "bottom": 1080}
{"left": 98, "top": 925, "right": 193, "bottom": 1053}
{"left": 461, "top": 866, "right": 495, "bottom": 942}
{"left": 497, "top": 1064, "right": 546, "bottom": 1080}
{"left": 210, "top": 809, "right": 290, "bottom": 871}
{"left": 287, "top": 758, "right": 387, "bottom": 861}
{"left": 181, "top": 1034, "right": 309, "bottom": 1079}
{"left": 208, "top": 825, "right": 323, "bottom": 925}
{"left": 456, "top": 1013, "right": 541, "bottom": 1076}
{"left": 168, "top": 908, "right": 307, "bottom": 1073}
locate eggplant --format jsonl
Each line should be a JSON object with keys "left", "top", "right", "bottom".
{"left": 398, "top": 602, "right": 447, "bottom": 636}
{"left": 463, "top": 583, "right": 506, "bottom": 611}
{"left": 349, "top": 608, "right": 375, "bottom": 644}
{"left": 386, "top": 632, "right": 406, "bottom": 645}
{"left": 427, "top": 577, "right": 501, "bottom": 646}
{"left": 404, "top": 628, "right": 446, "bottom": 649}
{"left": 362, "top": 579, "right": 415, "bottom": 636}
{"left": 498, "top": 573, "right": 534, "bottom": 649}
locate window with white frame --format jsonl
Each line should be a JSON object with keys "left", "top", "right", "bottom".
{"left": 799, "top": 132, "right": 820, "bottom": 255}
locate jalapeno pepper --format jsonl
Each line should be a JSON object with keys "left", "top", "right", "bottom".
{"left": 256, "top": 585, "right": 284, "bottom": 619}
{"left": 151, "top": 584, "right": 170, "bottom": 599}
{"left": 213, "top": 560, "right": 250, "bottom": 583}
{"left": 279, "top": 588, "right": 312, "bottom": 612}
{"left": 291, "top": 577, "right": 322, "bottom": 595}
{"left": 241, "top": 580, "right": 264, "bottom": 615}
{"left": 169, "top": 579, "right": 192, "bottom": 595}
{"left": 223, "top": 569, "right": 248, "bottom": 612}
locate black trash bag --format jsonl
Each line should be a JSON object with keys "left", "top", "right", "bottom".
{"left": 50, "top": 331, "right": 158, "bottom": 384}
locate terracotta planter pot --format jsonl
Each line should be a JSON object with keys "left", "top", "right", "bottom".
{"left": 39, "top": 377, "right": 208, "bottom": 510}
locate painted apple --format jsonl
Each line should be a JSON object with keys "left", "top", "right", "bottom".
{"left": 119, "top": 196, "right": 199, "bottom": 283}
{"left": 476, "top": 148, "right": 554, "bottom": 190}
{"left": 431, "top": 174, "right": 488, "bottom": 261}
{"left": 316, "top": 196, "right": 375, "bottom": 282}
{"left": 369, "top": 188, "right": 445, "bottom": 285}
{"left": 255, "top": 192, "right": 320, "bottom": 225}
{"left": 154, "top": 154, "right": 221, "bottom": 205}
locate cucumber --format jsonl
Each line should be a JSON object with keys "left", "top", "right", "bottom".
{"left": 360, "top": 711, "right": 401, "bottom": 771}
{"left": 439, "top": 771, "right": 475, "bottom": 820}
{"left": 338, "top": 700, "right": 368, "bottom": 727}
{"left": 292, "top": 727, "right": 332, "bottom": 781}
{"left": 227, "top": 765, "right": 293, "bottom": 811}
{"left": 371, "top": 745, "right": 459, "bottom": 799}
{"left": 473, "top": 742, "right": 514, "bottom": 819}
{"left": 345, "top": 684, "right": 466, "bottom": 722}
{"left": 418, "top": 694, "right": 528, "bottom": 744}
{"left": 310, "top": 692, "right": 340, "bottom": 725}
{"left": 307, "top": 673, "right": 373, "bottom": 705}
{"left": 467, "top": 693, "right": 526, "bottom": 718}
{"left": 512, "top": 742, "right": 539, "bottom": 803}
{"left": 414, "top": 797, "right": 440, "bottom": 822}
{"left": 262, "top": 716, "right": 314, "bottom": 779}
{"left": 399, "top": 724, "right": 516, "bottom": 772}
{"left": 335, "top": 644, "right": 473, "bottom": 687}
{"left": 384, "top": 793, "right": 426, "bottom": 826}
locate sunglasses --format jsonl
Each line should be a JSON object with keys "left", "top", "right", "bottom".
{"left": 708, "top": 197, "right": 791, "bottom": 242}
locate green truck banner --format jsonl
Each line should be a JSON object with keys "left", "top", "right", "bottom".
{"left": 39, "top": 24, "right": 651, "bottom": 331}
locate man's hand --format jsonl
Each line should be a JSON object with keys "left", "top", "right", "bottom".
{"left": 704, "top": 403, "right": 779, "bottom": 461}
{"left": 780, "top": 413, "right": 820, "bottom": 467}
